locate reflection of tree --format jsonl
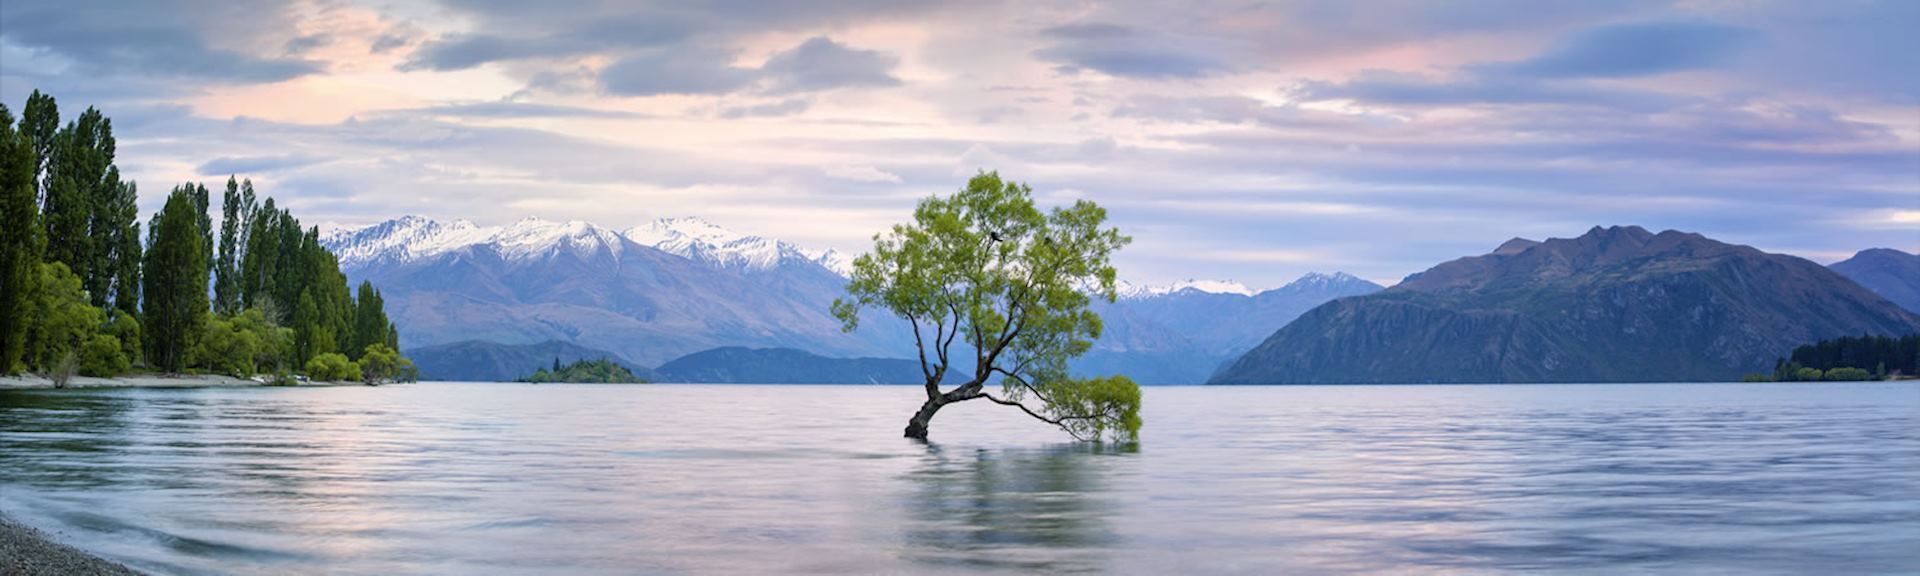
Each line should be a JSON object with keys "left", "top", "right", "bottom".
{"left": 900, "top": 442, "right": 1132, "bottom": 572}
{"left": 0, "top": 392, "right": 135, "bottom": 489}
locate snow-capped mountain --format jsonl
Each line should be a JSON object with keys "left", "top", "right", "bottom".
{"left": 1118, "top": 278, "right": 1257, "bottom": 299}
{"left": 323, "top": 215, "right": 849, "bottom": 275}
{"left": 622, "top": 216, "right": 849, "bottom": 274}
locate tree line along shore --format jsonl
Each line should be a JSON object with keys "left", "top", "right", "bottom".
{"left": 0, "top": 90, "right": 412, "bottom": 387}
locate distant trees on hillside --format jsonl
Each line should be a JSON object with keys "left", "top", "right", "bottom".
{"left": 1745, "top": 334, "right": 1919, "bottom": 382}
{"left": 0, "top": 90, "right": 410, "bottom": 383}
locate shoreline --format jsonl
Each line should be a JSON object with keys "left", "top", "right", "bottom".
{"left": 0, "top": 374, "right": 375, "bottom": 390}
{"left": 0, "top": 513, "right": 142, "bottom": 576}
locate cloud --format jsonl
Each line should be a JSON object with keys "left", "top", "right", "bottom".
{"left": 600, "top": 49, "right": 758, "bottom": 96}
{"left": 759, "top": 37, "right": 901, "bottom": 94}
{"left": 401, "top": 101, "right": 652, "bottom": 119}
{"left": 1293, "top": 71, "right": 1691, "bottom": 111}
{"left": 197, "top": 153, "right": 330, "bottom": 176}
{"left": 1487, "top": 20, "right": 1758, "bottom": 78}
{"left": 822, "top": 165, "right": 902, "bottom": 183}
{"left": 0, "top": 0, "right": 321, "bottom": 83}
{"left": 720, "top": 98, "right": 810, "bottom": 118}
{"left": 1035, "top": 23, "right": 1229, "bottom": 78}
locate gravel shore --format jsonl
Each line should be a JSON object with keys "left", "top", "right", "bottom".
{"left": 0, "top": 513, "right": 143, "bottom": 575}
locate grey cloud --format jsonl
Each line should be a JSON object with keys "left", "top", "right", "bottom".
{"left": 1486, "top": 20, "right": 1757, "bottom": 78}
{"left": 759, "top": 37, "right": 901, "bottom": 94}
{"left": 284, "top": 34, "right": 333, "bottom": 56}
{"left": 721, "top": 99, "right": 810, "bottom": 118}
{"left": 198, "top": 154, "right": 330, "bottom": 176}
{"left": 0, "top": 0, "right": 321, "bottom": 83}
{"left": 600, "top": 49, "right": 757, "bottom": 96}
{"left": 1294, "top": 70, "right": 1693, "bottom": 112}
{"left": 1035, "top": 23, "right": 1229, "bottom": 78}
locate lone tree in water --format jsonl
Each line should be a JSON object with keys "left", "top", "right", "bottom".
{"left": 834, "top": 172, "right": 1141, "bottom": 442}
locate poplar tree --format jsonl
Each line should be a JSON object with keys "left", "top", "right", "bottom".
{"left": 215, "top": 176, "right": 242, "bottom": 315}
{"left": 142, "top": 185, "right": 211, "bottom": 372}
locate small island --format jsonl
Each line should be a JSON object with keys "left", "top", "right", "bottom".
{"left": 520, "top": 358, "right": 647, "bottom": 384}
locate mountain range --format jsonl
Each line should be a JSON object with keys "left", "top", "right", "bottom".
{"left": 322, "top": 215, "right": 1371, "bottom": 384}
{"left": 1212, "top": 226, "right": 1920, "bottom": 384}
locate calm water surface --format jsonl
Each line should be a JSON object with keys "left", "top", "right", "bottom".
{"left": 2, "top": 383, "right": 1917, "bottom": 575}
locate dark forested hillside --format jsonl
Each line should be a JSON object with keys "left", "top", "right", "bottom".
{"left": 1213, "top": 226, "right": 1920, "bottom": 384}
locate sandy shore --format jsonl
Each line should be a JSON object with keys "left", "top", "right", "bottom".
{"left": 0, "top": 374, "right": 376, "bottom": 390}
{"left": 0, "top": 513, "right": 143, "bottom": 576}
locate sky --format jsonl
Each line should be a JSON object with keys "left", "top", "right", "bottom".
{"left": 1, "top": 0, "right": 1915, "bottom": 288}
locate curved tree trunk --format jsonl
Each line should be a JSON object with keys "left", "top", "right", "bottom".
{"left": 904, "top": 396, "right": 943, "bottom": 439}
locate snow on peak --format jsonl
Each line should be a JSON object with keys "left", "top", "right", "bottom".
{"left": 1119, "top": 278, "right": 1255, "bottom": 299}
{"left": 493, "top": 217, "right": 624, "bottom": 260}
{"left": 323, "top": 214, "right": 857, "bottom": 275}
{"left": 624, "top": 217, "right": 826, "bottom": 273}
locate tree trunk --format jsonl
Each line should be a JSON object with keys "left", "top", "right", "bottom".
{"left": 904, "top": 396, "right": 944, "bottom": 439}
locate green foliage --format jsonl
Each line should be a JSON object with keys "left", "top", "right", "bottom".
{"left": 1822, "top": 367, "right": 1873, "bottom": 381}
{"left": 23, "top": 262, "right": 105, "bottom": 373}
{"left": 520, "top": 357, "right": 646, "bottom": 383}
{"left": 834, "top": 171, "right": 1139, "bottom": 442}
{"left": 78, "top": 334, "right": 128, "bottom": 377}
{"left": 142, "top": 186, "right": 210, "bottom": 372}
{"left": 1036, "top": 375, "right": 1142, "bottom": 442}
{"left": 0, "top": 92, "right": 403, "bottom": 384}
{"left": 305, "top": 352, "right": 361, "bottom": 382}
{"left": 104, "top": 309, "right": 141, "bottom": 366}
{"left": 214, "top": 176, "right": 243, "bottom": 316}
{"left": 351, "top": 281, "right": 391, "bottom": 361}
{"left": 1739, "top": 373, "right": 1771, "bottom": 382}
{"left": 358, "top": 343, "right": 410, "bottom": 384}
{"left": 0, "top": 102, "right": 43, "bottom": 374}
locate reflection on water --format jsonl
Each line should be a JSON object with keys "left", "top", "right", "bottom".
{"left": 2, "top": 383, "right": 1919, "bottom": 575}
{"left": 904, "top": 443, "right": 1128, "bottom": 573}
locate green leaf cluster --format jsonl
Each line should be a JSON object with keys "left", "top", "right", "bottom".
{"left": 305, "top": 353, "right": 362, "bottom": 382}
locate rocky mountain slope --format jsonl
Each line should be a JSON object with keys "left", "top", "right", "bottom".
{"left": 1212, "top": 226, "right": 1920, "bottom": 384}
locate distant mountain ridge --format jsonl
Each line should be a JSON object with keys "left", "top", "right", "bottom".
{"left": 1831, "top": 248, "right": 1920, "bottom": 315}
{"left": 409, "top": 340, "right": 654, "bottom": 382}
{"left": 1213, "top": 226, "right": 1920, "bottom": 384}
{"left": 654, "top": 347, "right": 972, "bottom": 384}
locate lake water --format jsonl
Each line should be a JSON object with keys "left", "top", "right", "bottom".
{"left": 2, "top": 383, "right": 1917, "bottom": 575}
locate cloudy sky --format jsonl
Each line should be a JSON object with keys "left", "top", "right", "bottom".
{"left": 2, "top": 0, "right": 1914, "bottom": 288}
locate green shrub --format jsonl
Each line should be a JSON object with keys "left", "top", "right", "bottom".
{"left": 78, "top": 334, "right": 129, "bottom": 377}
{"left": 305, "top": 352, "right": 360, "bottom": 382}
{"left": 104, "top": 310, "right": 142, "bottom": 366}
{"left": 1822, "top": 367, "right": 1874, "bottom": 381}
{"left": 1791, "top": 367, "right": 1824, "bottom": 382}
{"left": 358, "top": 343, "right": 402, "bottom": 384}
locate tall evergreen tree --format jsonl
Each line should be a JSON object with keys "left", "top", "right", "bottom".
{"left": 350, "top": 280, "right": 389, "bottom": 360}
{"left": 215, "top": 176, "right": 242, "bottom": 315}
{"left": 20, "top": 91, "right": 58, "bottom": 193}
{"left": 110, "top": 181, "right": 141, "bottom": 317}
{"left": 101, "top": 175, "right": 140, "bottom": 314}
{"left": 142, "top": 185, "right": 211, "bottom": 372}
{"left": 0, "top": 104, "right": 44, "bottom": 373}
